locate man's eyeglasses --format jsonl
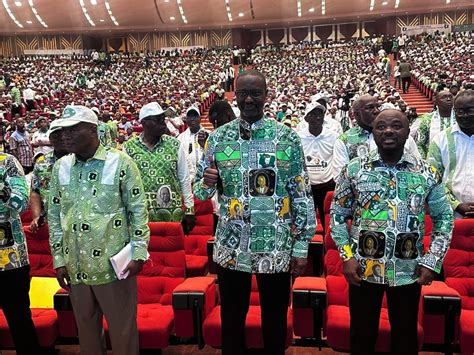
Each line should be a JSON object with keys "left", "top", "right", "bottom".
{"left": 454, "top": 107, "right": 474, "bottom": 116}
{"left": 364, "top": 104, "right": 381, "bottom": 111}
{"left": 235, "top": 90, "right": 265, "bottom": 100}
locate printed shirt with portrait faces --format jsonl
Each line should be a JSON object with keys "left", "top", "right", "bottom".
{"left": 0, "top": 153, "right": 30, "bottom": 272}
{"left": 330, "top": 151, "right": 454, "bottom": 286}
{"left": 31, "top": 151, "right": 57, "bottom": 212}
{"left": 123, "top": 134, "right": 194, "bottom": 222}
{"left": 194, "top": 117, "right": 317, "bottom": 274}
{"left": 48, "top": 145, "right": 150, "bottom": 285}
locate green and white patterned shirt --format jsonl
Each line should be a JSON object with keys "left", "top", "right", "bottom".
{"left": 123, "top": 134, "right": 194, "bottom": 222}
{"left": 31, "top": 151, "right": 58, "bottom": 214}
{"left": 194, "top": 117, "right": 317, "bottom": 274}
{"left": 48, "top": 144, "right": 150, "bottom": 285}
{"left": 427, "top": 123, "right": 474, "bottom": 218}
{"left": 0, "top": 153, "right": 30, "bottom": 272}
{"left": 330, "top": 151, "right": 453, "bottom": 286}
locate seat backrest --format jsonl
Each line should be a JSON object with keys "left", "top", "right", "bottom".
{"left": 190, "top": 198, "right": 214, "bottom": 236}
{"left": 444, "top": 219, "right": 474, "bottom": 279}
{"left": 24, "top": 224, "right": 56, "bottom": 277}
{"left": 140, "top": 222, "right": 186, "bottom": 278}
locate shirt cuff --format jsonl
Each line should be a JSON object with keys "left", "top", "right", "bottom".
{"left": 53, "top": 255, "right": 66, "bottom": 269}
{"left": 292, "top": 240, "right": 309, "bottom": 259}
{"left": 131, "top": 247, "right": 148, "bottom": 261}
{"left": 185, "top": 207, "right": 194, "bottom": 215}
{"left": 418, "top": 254, "right": 441, "bottom": 274}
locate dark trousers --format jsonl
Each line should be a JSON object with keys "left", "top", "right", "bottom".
{"left": 349, "top": 281, "right": 421, "bottom": 355}
{"left": 0, "top": 265, "right": 40, "bottom": 355}
{"left": 311, "top": 180, "right": 335, "bottom": 233}
{"left": 26, "top": 99, "right": 35, "bottom": 111}
{"left": 402, "top": 77, "right": 411, "bottom": 93}
{"left": 217, "top": 266, "right": 291, "bottom": 355}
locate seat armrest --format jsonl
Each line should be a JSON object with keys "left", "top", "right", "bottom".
{"left": 173, "top": 276, "right": 217, "bottom": 345}
{"left": 206, "top": 238, "right": 216, "bottom": 274}
{"left": 53, "top": 288, "right": 72, "bottom": 311}
{"left": 53, "top": 288, "right": 78, "bottom": 338}
{"left": 308, "top": 235, "right": 324, "bottom": 276}
{"left": 293, "top": 277, "right": 327, "bottom": 341}
{"left": 422, "top": 281, "right": 461, "bottom": 353}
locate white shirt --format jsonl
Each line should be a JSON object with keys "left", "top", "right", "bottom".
{"left": 298, "top": 127, "right": 338, "bottom": 185}
{"left": 23, "top": 88, "right": 35, "bottom": 101}
{"left": 332, "top": 132, "right": 421, "bottom": 178}
{"left": 295, "top": 117, "right": 342, "bottom": 136}
{"left": 31, "top": 129, "right": 53, "bottom": 155}
{"left": 429, "top": 124, "right": 474, "bottom": 219}
{"left": 177, "top": 127, "right": 208, "bottom": 182}
{"left": 176, "top": 140, "right": 195, "bottom": 211}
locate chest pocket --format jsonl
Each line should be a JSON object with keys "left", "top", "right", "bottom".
{"left": 215, "top": 142, "right": 242, "bottom": 198}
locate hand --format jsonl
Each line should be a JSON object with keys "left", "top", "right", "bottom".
{"left": 456, "top": 203, "right": 474, "bottom": 218}
{"left": 29, "top": 217, "right": 40, "bottom": 234}
{"left": 121, "top": 260, "right": 144, "bottom": 278}
{"left": 414, "top": 265, "right": 436, "bottom": 285}
{"left": 203, "top": 156, "right": 219, "bottom": 188}
{"left": 343, "top": 258, "right": 363, "bottom": 286}
{"left": 290, "top": 257, "right": 307, "bottom": 278}
{"left": 56, "top": 267, "right": 71, "bottom": 291}
{"left": 197, "top": 131, "right": 208, "bottom": 149}
{"left": 182, "top": 214, "right": 196, "bottom": 234}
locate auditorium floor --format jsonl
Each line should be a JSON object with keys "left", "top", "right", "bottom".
{"left": 1, "top": 346, "right": 444, "bottom": 354}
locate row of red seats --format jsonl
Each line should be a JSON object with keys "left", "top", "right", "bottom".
{"left": 412, "top": 75, "right": 435, "bottom": 101}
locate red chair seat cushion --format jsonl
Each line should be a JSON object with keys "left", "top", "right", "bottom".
{"left": 326, "top": 304, "right": 423, "bottom": 352}
{"left": 103, "top": 304, "right": 174, "bottom": 349}
{"left": 0, "top": 308, "right": 58, "bottom": 348}
{"left": 460, "top": 309, "right": 474, "bottom": 355}
{"left": 203, "top": 305, "right": 293, "bottom": 349}
{"left": 185, "top": 255, "right": 209, "bottom": 277}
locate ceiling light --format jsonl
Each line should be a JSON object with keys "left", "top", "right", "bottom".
{"left": 28, "top": 0, "right": 47, "bottom": 27}
{"left": 14, "top": 1, "right": 21, "bottom": 6}
{"left": 309, "top": 7, "right": 314, "bottom": 12}
{"left": 395, "top": 0, "right": 400, "bottom": 8}
{"left": 176, "top": 0, "right": 187, "bottom": 23}
{"left": 225, "top": 0, "right": 233, "bottom": 21}
{"left": 297, "top": 0, "right": 302, "bottom": 17}
{"left": 100, "top": 19, "right": 104, "bottom": 22}
{"left": 26, "top": 20, "right": 32, "bottom": 23}
{"left": 78, "top": 0, "right": 96, "bottom": 26}
{"left": 170, "top": 16, "right": 175, "bottom": 20}
{"left": 321, "top": 0, "right": 326, "bottom": 15}
{"left": 104, "top": 1, "right": 119, "bottom": 25}
{"left": 3, "top": 0, "right": 23, "bottom": 27}
{"left": 446, "top": 0, "right": 450, "bottom": 3}
{"left": 238, "top": 12, "right": 244, "bottom": 17}
{"left": 370, "top": 0, "right": 375, "bottom": 10}
{"left": 90, "top": 0, "right": 96, "bottom": 4}
{"left": 382, "top": 1, "right": 388, "bottom": 5}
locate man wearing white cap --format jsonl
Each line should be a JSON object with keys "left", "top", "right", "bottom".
{"left": 124, "top": 102, "right": 195, "bottom": 231}
{"left": 297, "top": 102, "right": 338, "bottom": 232}
{"left": 29, "top": 119, "right": 68, "bottom": 234}
{"left": 48, "top": 105, "right": 150, "bottom": 355}
{"left": 177, "top": 105, "right": 209, "bottom": 181}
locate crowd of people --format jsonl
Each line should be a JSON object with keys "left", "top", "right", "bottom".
{"left": 0, "top": 29, "right": 472, "bottom": 355}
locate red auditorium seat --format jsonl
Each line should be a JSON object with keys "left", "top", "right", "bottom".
{"left": 0, "top": 224, "right": 59, "bottom": 351}
{"left": 185, "top": 199, "right": 214, "bottom": 277}
{"left": 443, "top": 219, "right": 474, "bottom": 354}
{"left": 293, "top": 192, "right": 459, "bottom": 353}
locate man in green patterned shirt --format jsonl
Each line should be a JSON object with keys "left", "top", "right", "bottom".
{"left": 124, "top": 102, "right": 195, "bottom": 231}
{"left": 48, "top": 105, "right": 150, "bottom": 355}
{"left": 195, "top": 70, "right": 316, "bottom": 355}
{"left": 29, "top": 119, "right": 68, "bottom": 233}
{"left": 330, "top": 109, "right": 453, "bottom": 354}
{"left": 0, "top": 152, "right": 40, "bottom": 354}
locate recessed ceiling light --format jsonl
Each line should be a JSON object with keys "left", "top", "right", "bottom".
{"left": 382, "top": 1, "right": 388, "bottom": 5}
{"left": 90, "top": 0, "right": 97, "bottom": 4}
{"left": 26, "top": 20, "right": 32, "bottom": 24}
{"left": 170, "top": 16, "right": 175, "bottom": 20}
{"left": 14, "top": 1, "right": 21, "bottom": 6}
{"left": 309, "top": 7, "right": 315, "bottom": 12}
{"left": 100, "top": 19, "right": 104, "bottom": 22}
{"left": 238, "top": 12, "right": 244, "bottom": 17}
{"left": 164, "top": 0, "right": 169, "bottom": 2}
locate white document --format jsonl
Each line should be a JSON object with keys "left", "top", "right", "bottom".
{"left": 110, "top": 244, "right": 149, "bottom": 280}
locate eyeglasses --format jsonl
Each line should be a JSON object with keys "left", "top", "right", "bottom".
{"left": 363, "top": 104, "right": 381, "bottom": 111}
{"left": 235, "top": 89, "right": 265, "bottom": 100}
{"left": 454, "top": 107, "right": 474, "bottom": 116}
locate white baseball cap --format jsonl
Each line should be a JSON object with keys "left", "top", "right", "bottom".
{"left": 56, "top": 105, "right": 99, "bottom": 128}
{"left": 304, "top": 102, "right": 327, "bottom": 118}
{"left": 139, "top": 102, "right": 170, "bottom": 121}
{"left": 186, "top": 105, "right": 200, "bottom": 117}
{"left": 47, "top": 119, "right": 63, "bottom": 137}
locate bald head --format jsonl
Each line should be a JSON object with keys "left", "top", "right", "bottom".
{"left": 372, "top": 109, "right": 410, "bottom": 157}
{"left": 352, "top": 95, "right": 380, "bottom": 131}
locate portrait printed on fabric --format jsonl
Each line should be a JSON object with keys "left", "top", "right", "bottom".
{"left": 0, "top": 223, "right": 13, "bottom": 248}
{"left": 364, "top": 259, "right": 385, "bottom": 284}
{"left": 249, "top": 169, "right": 275, "bottom": 197}
{"left": 358, "top": 230, "right": 385, "bottom": 259}
{"left": 0, "top": 248, "right": 20, "bottom": 271}
{"left": 394, "top": 233, "right": 419, "bottom": 260}
{"left": 229, "top": 199, "right": 244, "bottom": 221}
{"left": 156, "top": 185, "right": 172, "bottom": 208}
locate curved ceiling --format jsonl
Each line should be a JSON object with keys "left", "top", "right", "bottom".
{"left": 0, "top": 0, "right": 472, "bottom": 34}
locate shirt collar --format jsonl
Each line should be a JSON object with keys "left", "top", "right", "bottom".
{"left": 72, "top": 144, "right": 107, "bottom": 165}
{"left": 239, "top": 116, "right": 266, "bottom": 131}
{"left": 368, "top": 149, "right": 417, "bottom": 167}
